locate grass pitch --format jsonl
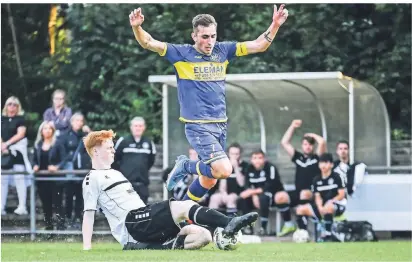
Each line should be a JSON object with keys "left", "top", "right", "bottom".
{"left": 1, "top": 241, "right": 411, "bottom": 261}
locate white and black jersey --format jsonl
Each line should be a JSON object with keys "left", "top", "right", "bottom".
{"left": 245, "top": 162, "right": 284, "bottom": 194}
{"left": 333, "top": 160, "right": 367, "bottom": 196}
{"left": 82, "top": 169, "right": 145, "bottom": 245}
{"left": 292, "top": 151, "right": 320, "bottom": 192}
{"left": 311, "top": 172, "right": 347, "bottom": 206}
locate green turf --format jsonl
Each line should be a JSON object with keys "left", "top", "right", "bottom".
{"left": 1, "top": 242, "right": 411, "bottom": 261}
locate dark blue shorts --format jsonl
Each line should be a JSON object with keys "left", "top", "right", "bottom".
{"left": 184, "top": 122, "right": 228, "bottom": 164}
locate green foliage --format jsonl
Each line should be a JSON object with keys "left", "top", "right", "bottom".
{"left": 1, "top": 4, "right": 411, "bottom": 143}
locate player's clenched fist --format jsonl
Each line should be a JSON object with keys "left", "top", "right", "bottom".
{"left": 129, "top": 8, "right": 144, "bottom": 27}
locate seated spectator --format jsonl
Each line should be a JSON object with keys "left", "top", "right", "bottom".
{"left": 43, "top": 89, "right": 72, "bottom": 136}
{"left": 296, "top": 153, "right": 346, "bottom": 242}
{"left": 238, "top": 150, "right": 294, "bottom": 236}
{"left": 1, "top": 96, "right": 32, "bottom": 216}
{"left": 333, "top": 140, "right": 367, "bottom": 198}
{"left": 209, "top": 143, "right": 248, "bottom": 217}
{"left": 163, "top": 148, "right": 198, "bottom": 200}
{"left": 60, "top": 112, "right": 91, "bottom": 228}
{"left": 32, "top": 121, "right": 66, "bottom": 230}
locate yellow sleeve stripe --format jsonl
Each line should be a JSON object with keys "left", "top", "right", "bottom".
{"left": 186, "top": 190, "right": 201, "bottom": 201}
{"left": 236, "top": 42, "right": 248, "bottom": 57}
{"left": 196, "top": 161, "right": 202, "bottom": 176}
{"left": 159, "top": 42, "right": 167, "bottom": 56}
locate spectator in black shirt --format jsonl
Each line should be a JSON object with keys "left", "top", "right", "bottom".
{"left": 209, "top": 143, "right": 248, "bottom": 217}
{"left": 33, "top": 121, "right": 67, "bottom": 230}
{"left": 281, "top": 119, "right": 326, "bottom": 207}
{"left": 296, "top": 153, "right": 346, "bottom": 242}
{"left": 114, "top": 117, "right": 156, "bottom": 204}
{"left": 238, "top": 150, "right": 293, "bottom": 236}
{"left": 1, "top": 96, "right": 32, "bottom": 216}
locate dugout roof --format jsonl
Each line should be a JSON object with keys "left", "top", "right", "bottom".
{"left": 149, "top": 72, "right": 390, "bottom": 185}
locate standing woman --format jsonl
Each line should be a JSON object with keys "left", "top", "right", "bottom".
{"left": 1, "top": 96, "right": 32, "bottom": 216}
{"left": 43, "top": 89, "right": 72, "bottom": 136}
{"left": 32, "top": 121, "right": 67, "bottom": 230}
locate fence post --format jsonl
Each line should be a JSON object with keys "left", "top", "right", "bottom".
{"left": 30, "top": 174, "right": 36, "bottom": 241}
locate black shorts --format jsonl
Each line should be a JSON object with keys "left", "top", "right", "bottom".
{"left": 287, "top": 189, "right": 314, "bottom": 207}
{"left": 333, "top": 203, "right": 346, "bottom": 217}
{"left": 309, "top": 202, "right": 346, "bottom": 220}
{"left": 287, "top": 191, "right": 300, "bottom": 207}
{"left": 125, "top": 199, "right": 180, "bottom": 243}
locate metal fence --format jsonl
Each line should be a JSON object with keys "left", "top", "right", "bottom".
{"left": 1, "top": 166, "right": 411, "bottom": 240}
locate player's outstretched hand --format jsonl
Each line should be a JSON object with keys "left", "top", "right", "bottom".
{"left": 129, "top": 7, "right": 145, "bottom": 27}
{"left": 272, "top": 4, "right": 288, "bottom": 27}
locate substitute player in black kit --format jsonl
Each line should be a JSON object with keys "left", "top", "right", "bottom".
{"left": 82, "top": 130, "right": 258, "bottom": 251}
{"left": 238, "top": 150, "right": 293, "bottom": 235}
{"left": 333, "top": 140, "right": 367, "bottom": 197}
{"left": 281, "top": 120, "right": 326, "bottom": 208}
{"left": 295, "top": 153, "right": 346, "bottom": 242}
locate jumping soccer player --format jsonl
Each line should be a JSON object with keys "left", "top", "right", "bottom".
{"left": 81, "top": 130, "right": 258, "bottom": 251}
{"left": 129, "top": 4, "right": 289, "bottom": 202}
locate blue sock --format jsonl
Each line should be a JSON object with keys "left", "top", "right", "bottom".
{"left": 184, "top": 160, "right": 214, "bottom": 179}
{"left": 183, "top": 178, "right": 209, "bottom": 201}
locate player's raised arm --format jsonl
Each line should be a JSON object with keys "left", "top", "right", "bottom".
{"left": 242, "top": 4, "right": 289, "bottom": 54}
{"left": 304, "top": 133, "right": 327, "bottom": 156}
{"left": 281, "top": 119, "right": 301, "bottom": 157}
{"left": 129, "top": 8, "right": 166, "bottom": 55}
{"left": 82, "top": 210, "right": 95, "bottom": 250}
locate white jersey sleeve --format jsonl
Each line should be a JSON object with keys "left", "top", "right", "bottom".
{"left": 83, "top": 172, "right": 100, "bottom": 211}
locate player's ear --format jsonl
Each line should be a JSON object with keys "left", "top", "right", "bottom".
{"left": 191, "top": 31, "right": 196, "bottom": 42}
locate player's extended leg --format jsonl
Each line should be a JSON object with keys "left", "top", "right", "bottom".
{"left": 274, "top": 191, "right": 296, "bottom": 236}
{"left": 123, "top": 224, "right": 212, "bottom": 250}
{"left": 170, "top": 200, "right": 258, "bottom": 237}
{"left": 168, "top": 123, "right": 231, "bottom": 201}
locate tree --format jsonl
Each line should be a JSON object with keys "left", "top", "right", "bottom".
{"left": 2, "top": 4, "right": 410, "bottom": 142}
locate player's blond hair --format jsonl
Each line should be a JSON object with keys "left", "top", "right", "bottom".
{"left": 83, "top": 130, "right": 116, "bottom": 157}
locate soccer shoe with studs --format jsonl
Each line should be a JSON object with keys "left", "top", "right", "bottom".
{"left": 166, "top": 155, "right": 189, "bottom": 191}
{"left": 222, "top": 212, "right": 259, "bottom": 237}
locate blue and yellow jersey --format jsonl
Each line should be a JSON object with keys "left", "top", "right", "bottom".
{"left": 159, "top": 41, "right": 248, "bottom": 123}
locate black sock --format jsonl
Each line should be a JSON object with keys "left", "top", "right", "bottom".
{"left": 324, "top": 214, "right": 333, "bottom": 232}
{"left": 297, "top": 215, "right": 308, "bottom": 230}
{"left": 258, "top": 194, "right": 270, "bottom": 219}
{"left": 299, "top": 199, "right": 310, "bottom": 205}
{"left": 188, "top": 205, "right": 231, "bottom": 228}
{"left": 261, "top": 217, "right": 268, "bottom": 230}
{"left": 226, "top": 207, "right": 237, "bottom": 218}
{"left": 277, "top": 203, "right": 291, "bottom": 222}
